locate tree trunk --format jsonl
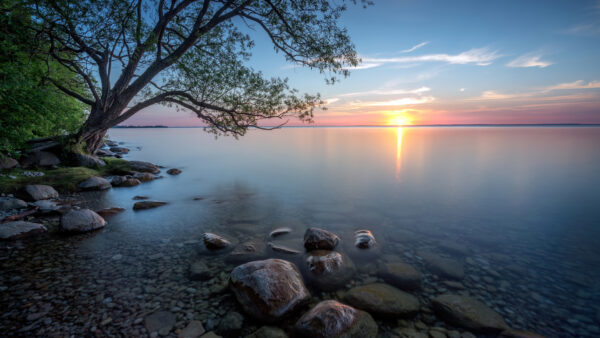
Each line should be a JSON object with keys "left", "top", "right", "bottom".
{"left": 81, "top": 129, "right": 108, "bottom": 154}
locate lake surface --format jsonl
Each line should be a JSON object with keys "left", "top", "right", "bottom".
{"left": 2, "top": 127, "right": 600, "bottom": 337}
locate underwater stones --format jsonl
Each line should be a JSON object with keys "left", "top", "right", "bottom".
{"left": 178, "top": 320, "right": 205, "bottom": 338}
{"left": 354, "top": 230, "right": 376, "bottom": 249}
{"left": 431, "top": 294, "right": 508, "bottom": 332}
{"left": 268, "top": 243, "right": 301, "bottom": 255}
{"left": 217, "top": 311, "right": 244, "bottom": 336}
{"left": 229, "top": 259, "right": 310, "bottom": 322}
{"left": 78, "top": 176, "right": 111, "bottom": 191}
{"left": 419, "top": 251, "right": 465, "bottom": 280}
{"left": 378, "top": 262, "right": 422, "bottom": 290}
{"left": 343, "top": 283, "right": 420, "bottom": 317}
{"left": 95, "top": 207, "right": 125, "bottom": 217}
{"left": 202, "top": 232, "right": 232, "bottom": 250}
{"left": 128, "top": 160, "right": 160, "bottom": 173}
{"left": 60, "top": 209, "right": 106, "bottom": 232}
{"left": 22, "top": 184, "right": 59, "bottom": 201}
{"left": 437, "top": 240, "right": 470, "bottom": 256}
{"left": 133, "top": 195, "right": 149, "bottom": 200}
{"left": 304, "top": 227, "right": 340, "bottom": 251}
{"left": 167, "top": 168, "right": 182, "bottom": 175}
{"left": 0, "top": 221, "right": 47, "bottom": 240}
{"left": 189, "top": 261, "right": 212, "bottom": 281}
{"left": 304, "top": 250, "right": 356, "bottom": 291}
{"left": 269, "top": 227, "right": 292, "bottom": 238}
{"left": 294, "top": 300, "right": 377, "bottom": 338}
{"left": 246, "top": 326, "right": 288, "bottom": 338}
{"left": 499, "top": 330, "right": 546, "bottom": 338}
{"left": 0, "top": 196, "right": 28, "bottom": 211}
{"left": 227, "top": 239, "right": 267, "bottom": 263}
{"left": 133, "top": 200, "right": 167, "bottom": 210}
{"left": 145, "top": 311, "right": 176, "bottom": 336}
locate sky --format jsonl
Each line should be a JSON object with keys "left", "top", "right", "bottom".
{"left": 126, "top": 0, "right": 600, "bottom": 126}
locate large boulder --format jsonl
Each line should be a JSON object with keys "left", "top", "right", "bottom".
{"left": 419, "top": 251, "right": 464, "bottom": 280}
{"left": 0, "top": 157, "right": 18, "bottom": 169}
{"left": 78, "top": 176, "right": 111, "bottom": 191}
{"left": 343, "top": 283, "right": 420, "bottom": 317}
{"left": 133, "top": 200, "right": 167, "bottom": 210}
{"left": 431, "top": 294, "right": 508, "bottom": 332}
{"left": 295, "top": 300, "right": 377, "bottom": 338}
{"left": 128, "top": 160, "right": 160, "bottom": 174}
{"left": 74, "top": 153, "right": 106, "bottom": 168}
{"left": 22, "top": 185, "right": 59, "bottom": 201}
{"left": 21, "top": 151, "right": 60, "bottom": 167}
{"left": 304, "top": 227, "right": 340, "bottom": 251}
{"left": 303, "top": 250, "right": 356, "bottom": 291}
{"left": 60, "top": 209, "right": 106, "bottom": 232}
{"left": 0, "top": 197, "right": 28, "bottom": 211}
{"left": 378, "top": 262, "right": 422, "bottom": 290}
{"left": 0, "top": 221, "right": 47, "bottom": 240}
{"left": 229, "top": 259, "right": 310, "bottom": 322}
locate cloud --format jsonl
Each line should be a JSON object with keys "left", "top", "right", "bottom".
{"left": 507, "top": 54, "right": 553, "bottom": 68}
{"left": 543, "top": 80, "right": 600, "bottom": 91}
{"left": 400, "top": 42, "right": 429, "bottom": 53}
{"left": 362, "top": 48, "right": 501, "bottom": 66}
{"left": 343, "top": 63, "right": 383, "bottom": 70}
{"left": 460, "top": 88, "right": 465, "bottom": 92}
{"left": 325, "top": 98, "right": 340, "bottom": 104}
{"left": 365, "top": 96, "right": 435, "bottom": 106}
{"left": 339, "top": 86, "right": 431, "bottom": 97}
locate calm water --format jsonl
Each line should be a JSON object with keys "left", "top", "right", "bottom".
{"left": 2, "top": 127, "right": 600, "bottom": 336}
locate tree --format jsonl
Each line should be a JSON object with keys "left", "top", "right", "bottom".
{"left": 25, "top": 0, "right": 368, "bottom": 154}
{"left": 0, "top": 1, "right": 86, "bottom": 155}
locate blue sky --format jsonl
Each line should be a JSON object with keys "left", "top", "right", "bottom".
{"left": 129, "top": 0, "right": 600, "bottom": 126}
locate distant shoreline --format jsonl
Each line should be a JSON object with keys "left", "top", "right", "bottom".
{"left": 113, "top": 124, "right": 600, "bottom": 129}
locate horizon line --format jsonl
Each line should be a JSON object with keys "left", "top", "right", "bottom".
{"left": 114, "top": 123, "right": 600, "bottom": 129}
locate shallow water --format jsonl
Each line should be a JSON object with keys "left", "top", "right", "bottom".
{"left": 2, "top": 127, "right": 600, "bottom": 337}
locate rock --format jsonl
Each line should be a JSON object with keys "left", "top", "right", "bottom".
{"left": 133, "top": 171, "right": 155, "bottom": 182}
{"left": 74, "top": 153, "right": 106, "bottom": 168}
{"left": 200, "top": 333, "right": 221, "bottom": 338}
{"left": 442, "top": 281, "right": 466, "bottom": 290}
{"left": 227, "top": 239, "right": 267, "bottom": 263}
{"left": 269, "top": 228, "right": 292, "bottom": 238}
{"left": 419, "top": 251, "right": 464, "bottom": 280}
{"left": 304, "top": 227, "right": 340, "bottom": 251}
{"left": 343, "top": 283, "right": 420, "bottom": 317}
{"left": 190, "top": 261, "right": 212, "bottom": 281}
{"left": 32, "top": 200, "right": 61, "bottom": 214}
{"left": 78, "top": 176, "right": 111, "bottom": 191}
{"left": 179, "top": 320, "right": 206, "bottom": 338}
{"left": 129, "top": 160, "right": 160, "bottom": 174}
{"left": 133, "top": 200, "right": 167, "bottom": 210}
{"left": 393, "top": 328, "right": 428, "bottom": 338}
{"left": 60, "top": 209, "right": 106, "bottom": 232}
{"left": 304, "top": 250, "right": 356, "bottom": 291}
{"left": 437, "top": 240, "right": 469, "bottom": 256}
{"left": 499, "top": 330, "right": 546, "bottom": 338}
{"left": 378, "top": 262, "right": 422, "bottom": 290}
{"left": 246, "top": 326, "right": 288, "bottom": 338}
{"left": 110, "top": 147, "right": 130, "bottom": 154}
{"left": 354, "top": 230, "right": 376, "bottom": 249}
{"left": 229, "top": 259, "right": 310, "bottom": 322}
{"left": 96, "top": 149, "right": 115, "bottom": 157}
{"left": 133, "top": 195, "right": 149, "bottom": 200}
{"left": 0, "top": 197, "right": 28, "bottom": 211}
{"left": 217, "top": 311, "right": 244, "bottom": 335}
{"left": 22, "top": 185, "right": 59, "bottom": 201}
{"left": 120, "top": 178, "right": 141, "bottom": 187}
{"left": 431, "top": 294, "right": 508, "bottom": 332}
{"left": 96, "top": 207, "right": 125, "bottom": 217}
{"left": 0, "top": 157, "right": 18, "bottom": 169}
{"left": 268, "top": 242, "right": 301, "bottom": 255}
{"left": 429, "top": 329, "right": 447, "bottom": 338}
{"left": 145, "top": 311, "right": 176, "bottom": 335}
{"left": 0, "top": 221, "right": 47, "bottom": 240}
{"left": 21, "top": 151, "right": 60, "bottom": 167}
{"left": 202, "top": 233, "right": 231, "bottom": 250}
{"left": 295, "top": 300, "right": 377, "bottom": 338}
{"left": 167, "top": 168, "right": 182, "bottom": 175}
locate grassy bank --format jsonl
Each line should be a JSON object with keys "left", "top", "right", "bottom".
{"left": 0, "top": 158, "right": 131, "bottom": 194}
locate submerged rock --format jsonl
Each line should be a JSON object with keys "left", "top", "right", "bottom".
{"left": 217, "top": 311, "right": 244, "bottom": 336}
{"left": 227, "top": 239, "right": 267, "bottom": 263}
{"left": 393, "top": 328, "right": 428, "bottom": 338}
{"left": 60, "top": 209, "right": 106, "bottom": 232}
{"left": 179, "top": 320, "right": 205, "bottom": 338}
{"left": 499, "top": 330, "right": 546, "bottom": 338}
{"left": 229, "top": 259, "right": 310, "bottom": 322}
{"left": 22, "top": 185, "right": 59, "bottom": 201}
{"left": 145, "top": 311, "right": 176, "bottom": 336}
{"left": 133, "top": 200, "right": 167, "bottom": 210}
{"left": 431, "top": 294, "right": 508, "bottom": 332}
{"left": 0, "top": 197, "right": 28, "bottom": 211}
{"left": 78, "top": 176, "right": 111, "bottom": 191}
{"left": 95, "top": 207, "right": 125, "bottom": 217}
{"left": 133, "top": 195, "right": 149, "bottom": 200}
{"left": 202, "top": 232, "right": 232, "bottom": 250}
{"left": 295, "top": 300, "right": 377, "bottom": 338}
{"left": 119, "top": 178, "right": 141, "bottom": 187}
{"left": 128, "top": 160, "right": 160, "bottom": 174}
{"left": 343, "top": 283, "right": 420, "bottom": 317}
{"left": 268, "top": 242, "right": 301, "bottom": 255}
{"left": 189, "top": 261, "right": 212, "bottom": 281}
{"left": 21, "top": 151, "right": 60, "bottom": 167}
{"left": 419, "top": 251, "right": 465, "bottom": 280}
{"left": 354, "top": 230, "right": 376, "bottom": 249}
{"left": 0, "top": 221, "right": 47, "bottom": 240}
{"left": 378, "top": 262, "right": 422, "bottom": 290}
{"left": 304, "top": 227, "right": 340, "bottom": 251}
{"left": 304, "top": 250, "right": 356, "bottom": 291}
{"left": 167, "top": 168, "right": 182, "bottom": 175}
{"left": 269, "top": 227, "right": 292, "bottom": 238}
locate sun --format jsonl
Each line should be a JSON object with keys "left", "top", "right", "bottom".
{"left": 388, "top": 114, "right": 413, "bottom": 126}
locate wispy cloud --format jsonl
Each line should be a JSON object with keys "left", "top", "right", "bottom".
{"left": 339, "top": 86, "right": 431, "bottom": 97}
{"left": 400, "top": 42, "right": 429, "bottom": 53}
{"left": 470, "top": 80, "right": 600, "bottom": 101}
{"left": 506, "top": 53, "right": 553, "bottom": 68}
{"left": 367, "top": 96, "right": 435, "bottom": 106}
{"left": 363, "top": 47, "right": 500, "bottom": 66}
{"left": 565, "top": 23, "right": 600, "bottom": 36}
{"left": 343, "top": 63, "right": 383, "bottom": 70}
{"left": 543, "top": 80, "right": 600, "bottom": 91}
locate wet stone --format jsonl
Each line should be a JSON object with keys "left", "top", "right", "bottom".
{"left": 431, "top": 294, "right": 508, "bottom": 332}
{"left": 60, "top": 209, "right": 106, "bottom": 233}
{"left": 304, "top": 250, "right": 356, "bottom": 291}
{"left": 0, "top": 197, "right": 28, "bottom": 211}
{"left": 216, "top": 311, "right": 244, "bottom": 335}
{"left": 167, "top": 168, "right": 182, "bottom": 175}
{"left": 0, "top": 221, "right": 47, "bottom": 240}
{"left": 202, "top": 233, "right": 232, "bottom": 250}
{"left": 95, "top": 207, "right": 125, "bottom": 217}
{"left": 22, "top": 185, "right": 59, "bottom": 201}
{"left": 178, "top": 320, "right": 206, "bottom": 338}
{"left": 133, "top": 195, "right": 150, "bottom": 200}
{"left": 129, "top": 160, "right": 160, "bottom": 173}
{"left": 269, "top": 227, "right": 292, "bottom": 238}
{"left": 294, "top": 300, "right": 377, "bottom": 338}
{"left": 190, "top": 261, "right": 212, "bottom": 281}
{"left": 354, "top": 230, "right": 376, "bottom": 249}
{"left": 227, "top": 239, "right": 267, "bottom": 263}
{"left": 343, "top": 283, "right": 420, "bottom": 317}
{"left": 393, "top": 328, "right": 428, "bottom": 338}
{"left": 419, "top": 251, "right": 465, "bottom": 280}
{"left": 304, "top": 227, "right": 340, "bottom": 251}
{"left": 133, "top": 200, "right": 167, "bottom": 210}
{"left": 78, "top": 176, "right": 111, "bottom": 191}
{"left": 499, "top": 330, "right": 546, "bottom": 338}
{"left": 378, "top": 262, "right": 422, "bottom": 290}
{"left": 145, "top": 311, "right": 176, "bottom": 335}
{"left": 268, "top": 242, "right": 301, "bottom": 255}
{"left": 246, "top": 326, "right": 288, "bottom": 338}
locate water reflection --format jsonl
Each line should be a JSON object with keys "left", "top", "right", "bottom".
{"left": 396, "top": 127, "right": 404, "bottom": 182}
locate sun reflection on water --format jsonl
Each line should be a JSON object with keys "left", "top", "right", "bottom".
{"left": 396, "top": 127, "right": 403, "bottom": 182}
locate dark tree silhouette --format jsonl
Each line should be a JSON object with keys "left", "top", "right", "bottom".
{"left": 26, "top": 0, "right": 368, "bottom": 153}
